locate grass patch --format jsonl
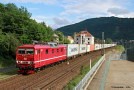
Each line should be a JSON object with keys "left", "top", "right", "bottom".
{"left": 0, "top": 56, "right": 15, "bottom": 68}
{"left": 0, "top": 68, "right": 18, "bottom": 75}
{"left": 0, "top": 68, "right": 18, "bottom": 80}
{"left": 115, "top": 45, "right": 125, "bottom": 52}
{"left": 64, "top": 56, "right": 102, "bottom": 90}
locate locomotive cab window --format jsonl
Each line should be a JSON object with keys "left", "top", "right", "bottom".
{"left": 26, "top": 49, "right": 34, "bottom": 54}
{"left": 18, "top": 49, "right": 25, "bottom": 54}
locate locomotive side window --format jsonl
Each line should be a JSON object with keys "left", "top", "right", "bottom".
{"left": 18, "top": 49, "right": 25, "bottom": 54}
{"left": 26, "top": 49, "right": 34, "bottom": 54}
{"left": 52, "top": 49, "right": 54, "bottom": 53}
{"left": 61, "top": 48, "right": 63, "bottom": 52}
{"left": 46, "top": 49, "right": 48, "bottom": 54}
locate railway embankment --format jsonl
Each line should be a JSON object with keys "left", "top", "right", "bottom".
{"left": 0, "top": 65, "right": 17, "bottom": 80}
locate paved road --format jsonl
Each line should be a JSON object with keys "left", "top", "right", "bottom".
{"left": 86, "top": 50, "right": 133, "bottom": 90}
{"left": 87, "top": 60, "right": 134, "bottom": 90}
{"left": 105, "top": 60, "right": 134, "bottom": 90}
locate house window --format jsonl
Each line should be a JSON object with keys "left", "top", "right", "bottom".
{"left": 46, "top": 49, "right": 48, "bottom": 54}
{"left": 88, "top": 38, "right": 90, "bottom": 40}
{"left": 77, "top": 38, "right": 78, "bottom": 40}
{"left": 77, "top": 42, "right": 78, "bottom": 44}
{"left": 88, "top": 42, "right": 90, "bottom": 44}
{"left": 57, "top": 49, "right": 59, "bottom": 52}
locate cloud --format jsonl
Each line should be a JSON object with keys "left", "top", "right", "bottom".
{"left": 1, "top": 0, "right": 58, "bottom": 4}
{"left": 58, "top": 0, "right": 134, "bottom": 26}
{"left": 53, "top": 17, "right": 70, "bottom": 25}
{"left": 108, "top": 12, "right": 134, "bottom": 18}
{"left": 60, "top": 0, "right": 134, "bottom": 19}
{"left": 31, "top": 16, "right": 47, "bottom": 22}
{"left": 107, "top": 7, "right": 130, "bottom": 15}
{"left": 126, "top": 12, "right": 134, "bottom": 18}
{"left": 60, "top": 0, "right": 120, "bottom": 16}
{"left": 52, "top": 17, "right": 71, "bottom": 29}
{"left": 31, "top": 15, "right": 71, "bottom": 29}
{"left": 5, "top": 0, "right": 133, "bottom": 28}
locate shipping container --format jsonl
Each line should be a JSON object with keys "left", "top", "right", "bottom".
{"left": 90, "top": 44, "right": 95, "bottom": 51}
{"left": 86, "top": 45, "right": 90, "bottom": 53}
{"left": 66, "top": 44, "right": 79, "bottom": 58}
{"left": 79, "top": 44, "right": 87, "bottom": 54}
{"left": 95, "top": 44, "right": 101, "bottom": 50}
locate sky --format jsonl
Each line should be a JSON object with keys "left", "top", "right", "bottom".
{"left": 1, "top": 0, "right": 134, "bottom": 29}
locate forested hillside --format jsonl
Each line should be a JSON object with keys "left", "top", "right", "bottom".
{"left": 57, "top": 17, "right": 134, "bottom": 40}
{"left": 0, "top": 3, "right": 58, "bottom": 67}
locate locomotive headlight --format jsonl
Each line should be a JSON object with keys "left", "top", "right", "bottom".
{"left": 20, "top": 61, "right": 23, "bottom": 63}
{"left": 16, "top": 60, "right": 20, "bottom": 63}
{"left": 16, "top": 61, "right": 19, "bottom": 63}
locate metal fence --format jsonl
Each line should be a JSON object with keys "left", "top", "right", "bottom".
{"left": 73, "top": 55, "right": 105, "bottom": 90}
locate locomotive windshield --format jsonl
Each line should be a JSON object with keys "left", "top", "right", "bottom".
{"left": 18, "top": 49, "right": 25, "bottom": 54}
{"left": 18, "top": 49, "right": 34, "bottom": 54}
{"left": 26, "top": 49, "right": 34, "bottom": 54}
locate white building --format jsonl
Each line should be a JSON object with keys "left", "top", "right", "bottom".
{"left": 74, "top": 30, "right": 94, "bottom": 44}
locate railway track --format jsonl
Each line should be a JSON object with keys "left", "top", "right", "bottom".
{"left": 19, "top": 52, "right": 100, "bottom": 90}
{"left": 0, "top": 47, "right": 114, "bottom": 90}
{"left": 31, "top": 53, "right": 97, "bottom": 90}
{"left": 40, "top": 56, "right": 97, "bottom": 90}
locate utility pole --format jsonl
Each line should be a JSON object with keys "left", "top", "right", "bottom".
{"left": 74, "top": 32, "right": 76, "bottom": 44}
{"left": 63, "top": 35, "right": 64, "bottom": 44}
{"left": 102, "top": 32, "right": 105, "bottom": 55}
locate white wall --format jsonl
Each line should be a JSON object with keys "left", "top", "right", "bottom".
{"left": 74, "top": 33, "right": 94, "bottom": 45}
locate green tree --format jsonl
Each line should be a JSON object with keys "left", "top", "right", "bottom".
{"left": 64, "top": 37, "right": 70, "bottom": 44}
{"left": 54, "top": 31, "right": 64, "bottom": 43}
{"left": 0, "top": 33, "right": 20, "bottom": 57}
{"left": 95, "top": 38, "right": 102, "bottom": 44}
{"left": 106, "top": 38, "right": 113, "bottom": 44}
{"left": 0, "top": 2, "right": 56, "bottom": 63}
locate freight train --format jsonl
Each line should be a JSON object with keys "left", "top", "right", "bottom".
{"left": 16, "top": 42, "right": 116, "bottom": 74}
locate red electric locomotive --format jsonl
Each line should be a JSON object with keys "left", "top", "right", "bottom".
{"left": 16, "top": 43, "right": 67, "bottom": 74}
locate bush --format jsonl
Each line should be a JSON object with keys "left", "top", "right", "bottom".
{"left": 0, "top": 56, "right": 15, "bottom": 68}
{"left": 115, "top": 45, "right": 125, "bottom": 52}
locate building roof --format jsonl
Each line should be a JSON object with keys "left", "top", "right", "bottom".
{"left": 76, "top": 30, "right": 93, "bottom": 37}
